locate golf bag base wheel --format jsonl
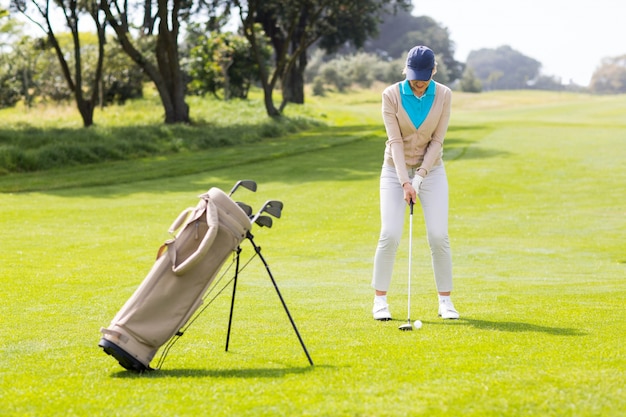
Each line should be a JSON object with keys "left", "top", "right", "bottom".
{"left": 98, "top": 338, "right": 153, "bottom": 373}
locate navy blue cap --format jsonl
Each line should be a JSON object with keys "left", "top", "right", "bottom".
{"left": 405, "top": 46, "right": 435, "bottom": 81}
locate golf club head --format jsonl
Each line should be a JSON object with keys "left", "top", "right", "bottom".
{"left": 262, "top": 200, "right": 283, "bottom": 218}
{"left": 254, "top": 215, "right": 273, "bottom": 228}
{"left": 398, "top": 322, "right": 413, "bottom": 331}
{"left": 228, "top": 179, "right": 257, "bottom": 196}
{"left": 236, "top": 202, "right": 253, "bottom": 217}
{"left": 251, "top": 200, "right": 283, "bottom": 223}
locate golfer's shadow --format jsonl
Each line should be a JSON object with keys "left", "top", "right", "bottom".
{"left": 424, "top": 317, "right": 587, "bottom": 336}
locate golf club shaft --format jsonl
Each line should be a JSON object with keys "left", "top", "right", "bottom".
{"left": 407, "top": 200, "right": 414, "bottom": 322}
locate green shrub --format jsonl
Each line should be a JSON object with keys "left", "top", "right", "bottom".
{"left": 0, "top": 145, "right": 21, "bottom": 173}
{"left": 312, "top": 76, "right": 325, "bottom": 96}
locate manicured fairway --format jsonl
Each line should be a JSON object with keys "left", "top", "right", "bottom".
{"left": 1, "top": 90, "right": 624, "bottom": 416}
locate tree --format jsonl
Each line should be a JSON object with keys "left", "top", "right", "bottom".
{"left": 310, "top": 52, "right": 399, "bottom": 94}
{"left": 101, "top": 39, "right": 145, "bottom": 105}
{"left": 0, "top": 9, "right": 16, "bottom": 48}
{"left": 0, "top": 59, "right": 21, "bottom": 108}
{"left": 235, "top": 0, "right": 411, "bottom": 117}
{"left": 311, "top": 0, "right": 412, "bottom": 99}
{"left": 34, "top": 33, "right": 86, "bottom": 102}
{"left": 364, "top": 14, "right": 463, "bottom": 83}
{"left": 99, "top": 0, "right": 191, "bottom": 123}
{"left": 12, "top": 0, "right": 106, "bottom": 127}
{"left": 187, "top": 30, "right": 269, "bottom": 100}
{"left": 589, "top": 55, "right": 626, "bottom": 94}
{"left": 459, "top": 66, "right": 482, "bottom": 93}
{"left": 0, "top": 11, "right": 24, "bottom": 107}
{"left": 466, "top": 45, "right": 540, "bottom": 90}
{"left": 528, "top": 74, "right": 565, "bottom": 91}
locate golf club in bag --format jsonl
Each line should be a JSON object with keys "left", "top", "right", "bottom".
{"left": 99, "top": 180, "right": 312, "bottom": 372}
{"left": 229, "top": 179, "right": 257, "bottom": 196}
{"left": 399, "top": 201, "right": 414, "bottom": 331}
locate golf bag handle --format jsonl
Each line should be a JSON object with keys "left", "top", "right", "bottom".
{"left": 168, "top": 207, "right": 195, "bottom": 235}
{"left": 157, "top": 207, "right": 194, "bottom": 259}
{"left": 167, "top": 199, "right": 219, "bottom": 276}
{"left": 155, "top": 207, "right": 195, "bottom": 260}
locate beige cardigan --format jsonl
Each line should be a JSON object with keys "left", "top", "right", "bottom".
{"left": 382, "top": 81, "right": 452, "bottom": 185}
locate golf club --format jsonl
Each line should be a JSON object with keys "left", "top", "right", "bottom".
{"left": 228, "top": 179, "right": 257, "bottom": 197}
{"left": 254, "top": 215, "right": 273, "bottom": 228}
{"left": 236, "top": 202, "right": 253, "bottom": 217}
{"left": 251, "top": 200, "right": 283, "bottom": 223}
{"left": 261, "top": 200, "right": 283, "bottom": 219}
{"left": 399, "top": 200, "right": 414, "bottom": 331}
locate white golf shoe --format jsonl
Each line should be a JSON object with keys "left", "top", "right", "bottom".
{"left": 438, "top": 299, "right": 460, "bottom": 319}
{"left": 372, "top": 299, "right": 392, "bottom": 321}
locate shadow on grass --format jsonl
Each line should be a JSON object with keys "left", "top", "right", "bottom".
{"left": 110, "top": 365, "right": 321, "bottom": 379}
{"left": 2, "top": 123, "right": 505, "bottom": 195}
{"left": 419, "top": 318, "right": 587, "bottom": 336}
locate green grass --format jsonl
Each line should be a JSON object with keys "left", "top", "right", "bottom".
{"left": 1, "top": 89, "right": 625, "bottom": 416}
{"left": 0, "top": 93, "right": 322, "bottom": 177}
{"left": 0, "top": 90, "right": 380, "bottom": 192}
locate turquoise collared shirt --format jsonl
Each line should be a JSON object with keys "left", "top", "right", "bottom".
{"left": 399, "top": 79, "right": 436, "bottom": 130}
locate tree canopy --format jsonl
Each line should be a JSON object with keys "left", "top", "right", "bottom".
{"left": 8, "top": 0, "right": 626, "bottom": 126}
{"left": 11, "top": 0, "right": 106, "bottom": 126}
{"left": 466, "top": 45, "right": 541, "bottom": 90}
{"left": 364, "top": 13, "right": 463, "bottom": 83}
{"left": 99, "top": 0, "right": 193, "bottom": 124}
{"left": 590, "top": 55, "right": 626, "bottom": 94}
{"left": 235, "top": 0, "right": 411, "bottom": 117}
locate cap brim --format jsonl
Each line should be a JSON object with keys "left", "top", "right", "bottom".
{"left": 405, "top": 66, "right": 433, "bottom": 81}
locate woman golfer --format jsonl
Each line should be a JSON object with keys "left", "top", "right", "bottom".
{"left": 372, "top": 45, "right": 459, "bottom": 321}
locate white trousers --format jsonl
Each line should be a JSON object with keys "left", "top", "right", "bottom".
{"left": 372, "top": 163, "right": 453, "bottom": 293}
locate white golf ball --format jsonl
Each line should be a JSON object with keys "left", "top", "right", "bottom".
{"left": 413, "top": 320, "right": 423, "bottom": 329}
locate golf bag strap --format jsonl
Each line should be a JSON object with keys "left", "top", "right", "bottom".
{"left": 168, "top": 198, "right": 219, "bottom": 276}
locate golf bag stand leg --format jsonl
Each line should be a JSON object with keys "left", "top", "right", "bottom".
{"left": 225, "top": 232, "right": 314, "bottom": 366}
{"left": 225, "top": 246, "right": 242, "bottom": 352}
{"left": 250, "top": 234, "right": 313, "bottom": 366}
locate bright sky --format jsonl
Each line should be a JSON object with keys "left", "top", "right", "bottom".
{"left": 412, "top": 0, "right": 626, "bottom": 86}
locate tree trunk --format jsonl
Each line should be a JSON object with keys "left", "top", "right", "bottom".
{"left": 76, "top": 97, "right": 94, "bottom": 127}
{"left": 263, "top": 84, "right": 280, "bottom": 117}
{"left": 282, "top": 20, "right": 308, "bottom": 105}
{"left": 155, "top": 0, "right": 189, "bottom": 123}
{"left": 283, "top": 58, "right": 305, "bottom": 104}
{"left": 142, "top": 0, "right": 155, "bottom": 35}
{"left": 21, "top": 67, "right": 32, "bottom": 107}
{"left": 155, "top": 25, "right": 189, "bottom": 123}
{"left": 46, "top": 19, "right": 97, "bottom": 127}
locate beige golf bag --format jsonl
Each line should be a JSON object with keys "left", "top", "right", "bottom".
{"left": 99, "top": 187, "right": 251, "bottom": 372}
